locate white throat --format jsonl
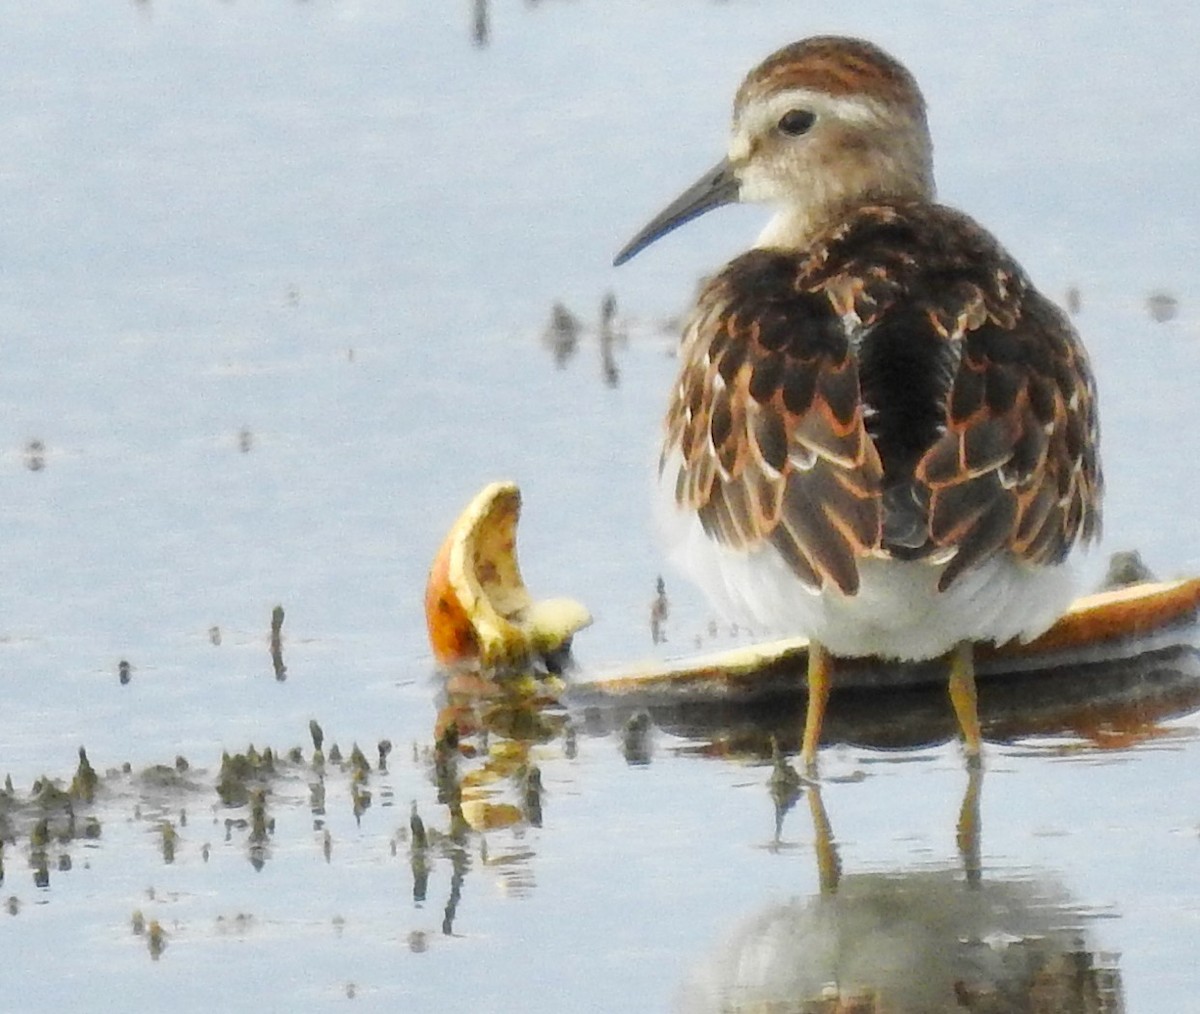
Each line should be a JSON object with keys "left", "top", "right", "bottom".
{"left": 754, "top": 205, "right": 825, "bottom": 251}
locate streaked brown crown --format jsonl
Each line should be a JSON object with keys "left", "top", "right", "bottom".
{"left": 734, "top": 36, "right": 925, "bottom": 117}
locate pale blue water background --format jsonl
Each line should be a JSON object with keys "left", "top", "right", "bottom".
{"left": 1, "top": 2, "right": 1199, "bottom": 1011}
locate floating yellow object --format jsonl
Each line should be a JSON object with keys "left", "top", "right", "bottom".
{"left": 425, "top": 481, "right": 591, "bottom": 669}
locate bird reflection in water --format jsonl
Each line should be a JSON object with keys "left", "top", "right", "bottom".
{"left": 680, "top": 770, "right": 1125, "bottom": 1013}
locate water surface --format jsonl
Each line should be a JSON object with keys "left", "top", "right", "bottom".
{"left": 1, "top": 2, "right": 1198, "bottom": 1011}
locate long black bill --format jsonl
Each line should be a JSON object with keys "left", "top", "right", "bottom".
{"left": 612, "top": 157, "right": 739, "bottom": 267}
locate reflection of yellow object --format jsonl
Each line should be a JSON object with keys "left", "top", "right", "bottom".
{"left": 460, "top": 768, "right": 505, "bottom": 790}
{"left": 425, "top": 482, "right": 591, "bottom": 668}
{"left": 461, "top": 800, "right": 525, "bottom": 832}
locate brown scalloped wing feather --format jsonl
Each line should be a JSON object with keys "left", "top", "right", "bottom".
{"left": 664, "top": 251, "right": 883, "bottom": 595}
{"left": 916, "top": 293, "right": 1102, "bottom": 590}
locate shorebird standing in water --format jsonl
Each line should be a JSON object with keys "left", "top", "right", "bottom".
{"left": 614, "top": 36, "right": 1102, "bottom": 771}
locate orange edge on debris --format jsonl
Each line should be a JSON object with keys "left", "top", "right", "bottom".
{"left": 424, "top": 528, "right": 480, "bottom": 665}
{"left": 980, "top": 577, "right": 1200, "bottom": 660}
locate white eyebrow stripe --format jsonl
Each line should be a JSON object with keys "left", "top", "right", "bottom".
{"left": 741, "top": 88, "right": 890, "bottom": 134}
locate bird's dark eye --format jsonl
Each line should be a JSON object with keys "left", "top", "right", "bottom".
{"left": 777, "top": 109, "right": 816, "bottom": 136}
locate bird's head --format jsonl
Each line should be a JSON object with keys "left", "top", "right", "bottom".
{"left": 614, "top": 36, "right": 935, "bottom": 265}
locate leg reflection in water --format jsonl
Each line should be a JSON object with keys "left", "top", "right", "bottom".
{"left": 681, "top": 765, "right": 1124, "bottom": 1012}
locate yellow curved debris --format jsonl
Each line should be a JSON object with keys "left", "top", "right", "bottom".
{"left": 425, "top": 481, "right": 591, "bottom": 669}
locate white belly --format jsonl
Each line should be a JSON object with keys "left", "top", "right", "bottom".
{"left": 657, "top": 480, "right": 1077, "bottom": 661}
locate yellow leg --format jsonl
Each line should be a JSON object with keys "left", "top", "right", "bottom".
{"left": 947, "top": 641, "right": 982, "bottom": 761}
{"left": 801, "top": 641, "right": 832, "bottom": 773}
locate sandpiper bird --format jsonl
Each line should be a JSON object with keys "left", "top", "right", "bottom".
{"left": 614, "top": 36, "right": 1102, "bottom": 769}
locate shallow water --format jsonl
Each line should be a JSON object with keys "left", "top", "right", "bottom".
{"left": 1, "top": 2, "right": 1199, "bottom": 1011}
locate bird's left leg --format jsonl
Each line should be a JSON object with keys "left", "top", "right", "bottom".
{"left": 947, "top": 641, "right": 982, "bottom": 763}
{"left": 801, "top": 641, "right": 833, "bottom": 774}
